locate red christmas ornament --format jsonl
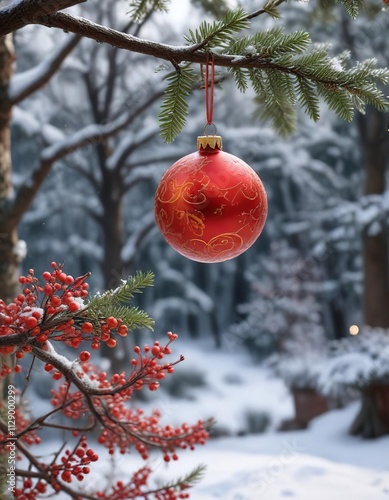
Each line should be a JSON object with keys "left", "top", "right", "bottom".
{"left": 154, "top": 54, "right": 267, "bottom": 263}
{"left": 154, "top": 135, "right": 268, "bottom": 263}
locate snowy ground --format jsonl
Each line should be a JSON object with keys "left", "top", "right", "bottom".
{"left": 141, "top": 403, "right": 389, "bottom": 500}
{"left": 21, "top": 340, "right": 389, "bottom": 499}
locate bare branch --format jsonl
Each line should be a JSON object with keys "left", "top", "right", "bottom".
{"left": 9, "top": 34, "right": 81, "bottom": 104}
{"left": 122, "top": 212, "right": 155, "bottom": 266}
{"left": 124, "top": 153, "right": 180, "bottom": 172}
{"left": 8, "top": 89, "right": 164, "bottom": 227}
{"left": 31, "top": 10, "right": 357, "bottom": 85}
{"left": 0, "top": 0, "right": 86, "bottom": 36}
{"left": 114, "top": 128, "right": 160, "bottom": 172}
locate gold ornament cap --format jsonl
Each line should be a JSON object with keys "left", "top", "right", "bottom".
{"left": 197, "top": 135, "right": 222, "bottom": 151}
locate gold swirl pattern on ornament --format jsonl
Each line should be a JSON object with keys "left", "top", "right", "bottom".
{"left": 188, "top": 233, "right": 244, "bottom": 259}
{"left": 155, "top": 207, "right": 206, "bottom": 237}
{"left": 238, "top": 204, "right": 266, "bottom": 233}
{"left": 175, "top": 210, "right": 205, "bottom": 236}
{"left": 156, "top": 175, "right": 211, "bottom": 206}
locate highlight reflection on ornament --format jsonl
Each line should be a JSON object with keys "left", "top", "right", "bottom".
{"left": 154, "top": 135, "right": 268, "bottom": 263}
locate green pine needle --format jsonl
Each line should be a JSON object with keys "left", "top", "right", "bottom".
{"left": 229, "top": 67, "right": 249, "bottom": 92}
{"left": 159, "top": 65, "right": 196, "bottom": 143}
{"left": 128, "top": 0, "right": 170, "bottom": 22}
{"left": 158, "top": 464, "right": 207, "bottom": 492}
{"left": 190, "top": 0, "right": 230, "bottom": 16}
{"left": 87, "top": 271, "right": 155, "bottom": 331}
{"left": 156, "top": 6, "right": 388, "bottom": 140}
{"left": 184, "top": 8, "right": 250, "bottom": 49}
{"left": 296, "top": 76, "right": 321, "bottom": 121}
{"left": 262, "top": 0, "right": 282, "bottom": 19}
{"left": 338, "top": 0, "right": 360, "bottom": 19}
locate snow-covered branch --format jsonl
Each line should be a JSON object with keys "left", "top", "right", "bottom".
{"left": 0, "top": 0, "right": 86, "bottom": 36}
{"left": 112, "top": 128, "right": 160, "bottom": 171}
{"left": 121, "top": 212, "right": 156, "bottom": 266}
{"left": 8, "top": 89, "right": 165, "bottom": 227}
{"left": 9, "top": 34, "right": 81, "bottom": 104}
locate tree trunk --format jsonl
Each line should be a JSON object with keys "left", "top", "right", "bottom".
{"left": 349, "top": 109, "right": 389, "bottom": 438}
{"left": 358, "top": 109, "right": 389, "bottom": 327}
{"left": 99, "top": 173, "right": 130, "bottom": 367}
{"left": 0, "top": 35, "right": 20, "bottom": 303}
{"left": 350, "top": 385, "right": 389, "bottom": 438}
{"left": 100, "top": 175, "right": 125, "bottom": 291}
{"left": 0, "top": 35, "right": 18, "bottom": 498}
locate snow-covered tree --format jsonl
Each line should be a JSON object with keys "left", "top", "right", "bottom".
{"left": 1, "top": 0, "right": 388, "bottom": 303}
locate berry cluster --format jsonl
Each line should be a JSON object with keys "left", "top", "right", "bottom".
{"left": 0, "top": 265, "right": 210, "bottom": 499}
{"left": 0, "top": 264, "right": 131, "bottom": 376}
{"left": 0, "top": 399, "right": 40, "bottom": 453}
{"left": 96, "top": 467, "right": 190, "bottom": 500}
{"left": 50, "top": 333, "right": 208, "bottom": 460}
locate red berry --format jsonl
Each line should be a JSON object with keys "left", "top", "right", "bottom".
{"left": 70, "top": 338, "right": 81, "bottom": 348}
{"left": 117, "top": 325, "right": 128, "bottom": 336}
{"left": 106, "top": 338, "right": 117, "bottom": 348}
{"left": 79, "top": 351, "right": 90, "bottom": 362}
{"left": 152, "top": 345, "right": 160, "bottom": 356}
{"left": 81, "top": 322, "right": 93, "bottom": 333}
{"left": 25, "top": 316, "right": 38, "bottom": 329}
{"left": 61, "top": 470, "right": 72, "bottom": 482}
{"left": 50, "top": 296, "right": 61, "bottom": 307}
{"left": 58, "top": 272, "right": 67, "bottom": 282}
{"left": 44, "top": 364, "right": 54, "bottom": 372}
{"left": 68, "top": 301, "right": 80, "bottom": 312}
{"left": 42, "top": 272, "right": 52, "bottom": 281}
{"left": 106, "top": 317, "right": 118, "bottom": 329}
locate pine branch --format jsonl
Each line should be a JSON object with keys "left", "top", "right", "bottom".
{"left": 128, "top": 0, "right": 171, "bottom": 22}
{"left": 253, "top": 69, "right": 297, "bottom": 136}
{"left": 190, "top": 0, "right": 230, "bottom": 16}
{"left": 91, "top": 304, "right": 154, "bottom": 331}
{"left": 159, "top": 66, "right": 196, "bottom": 143}
{"left": 296, "top": 76, "right": 321, "bottom": 122}
{"left": 86, "top": 272, "right": 155, "bottom": 333}
{"left": 184, "top": 8, "right": 250, "bottom": 49}
{"left": 149, "top": 464, "right": 207, "bottom": 495}
{"left": 246, "top": 0, "right": 288, "bottom": 20}
{"left": 229, "top": 67, "right": 249, "bottom": 92}
{"left": 1, "top": 5, "right": 386, "bottom": 140}
{"left": 338, "top": 0, "right": 360, "bottom": 19}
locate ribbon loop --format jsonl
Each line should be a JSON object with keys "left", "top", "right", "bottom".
{"left": 205, "top": 53, "right": 215, "bottom": 127}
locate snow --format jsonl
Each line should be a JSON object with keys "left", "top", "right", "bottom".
{"left": 12, "top": 106, "right": 41, "bottom": 136}
{"left": 9, "top": 34, "right": 80, "bottom": 103}
{"left": 23, "top": 340, "right": 389, "bottom": 499}
{"left": 40, "top": 124, "right": 104, "bottom": 162}
{"left": 13, "top": 239, "right": 27, "bottom": 261}
{"left": 155, "top": 266, "right": 214, "bottom": 314}
{"left": 330, "top": 57, "right": 344, "bottom": 72}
